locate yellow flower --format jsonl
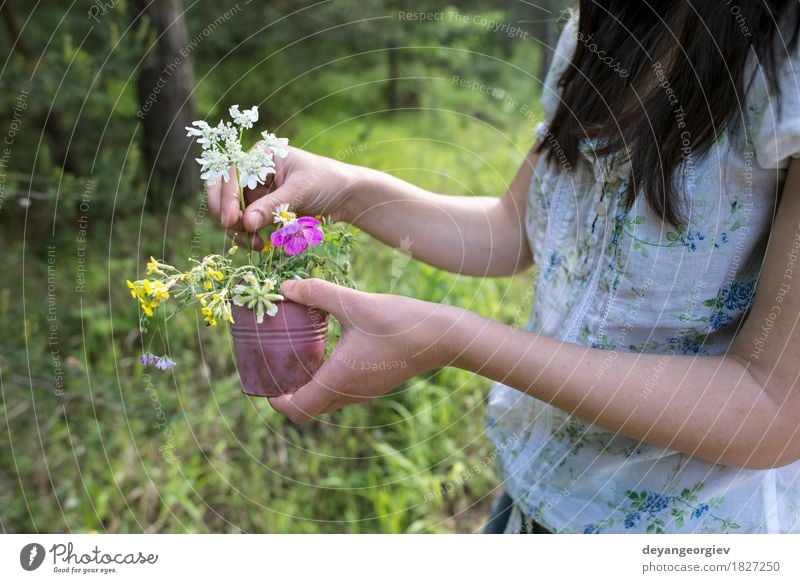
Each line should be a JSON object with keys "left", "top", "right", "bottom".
{"left": 150, "top": 280, "right": 169, "bottom": 302}
{"left": 201, "top": 306, "right": 217, "bottom": 327}
{"left": 146, "top": 256, "right": 160, "bottom": 275}
{"left": 127, "top": 278, "right": 170, "bottom": 318}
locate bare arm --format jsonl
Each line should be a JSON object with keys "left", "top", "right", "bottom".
{"left": 207, "top": 145, "right": 538, "bottom": 277}
{"left": 340, "top": 147, "right": 538, "bottom": 276}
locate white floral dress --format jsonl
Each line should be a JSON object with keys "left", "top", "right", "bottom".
{"left": 486, "top": 12, "right": 800, "bottom": 533}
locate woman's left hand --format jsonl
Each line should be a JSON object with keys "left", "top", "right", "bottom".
{"left": 267, "top": 279, "right": 456, "bottom": 423}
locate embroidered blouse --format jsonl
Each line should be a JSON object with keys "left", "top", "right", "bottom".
{"left": 486, "top": 11, "right": 800, "bottom": 533}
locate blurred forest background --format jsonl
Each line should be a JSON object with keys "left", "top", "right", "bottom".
{"left": 1, "top": 0, "right": 569, "bottom": 533}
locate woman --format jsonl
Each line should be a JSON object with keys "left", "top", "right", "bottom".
{"left": 207, "top": 1, "right": 800, "bottom": 533}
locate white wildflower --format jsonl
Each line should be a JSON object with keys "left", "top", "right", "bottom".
{"left": 236, "top": 147, "right": 276, "bottom": 191}
{"left": 196, "top": 150, "right": 231, "bottom": 183}
{"left": 261, "top": 131, "right": 289, "bottom": 158}
{"left": 232, "top": 276, "right": 284, "bottom": 323}
{"left": 186, "top": 106, "right": 288, "bottom": 190}
{"left": 229, "top": 104, "right": 259, "bottom": 129}
{"left": 185, "top": 120, "right": 219, "bottom": 148}
{"left": 272, "top": 203, "right": 297, "bottom": 225}
{"left": 219, "top": 121, "right": 241, "bottom": 156}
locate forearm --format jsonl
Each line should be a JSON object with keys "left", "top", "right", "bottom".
{"left": 341, "top": 164, "right": 531, "bottom": 276}
{"left": 436, "top": 305, "right": 789, "bottom": 469}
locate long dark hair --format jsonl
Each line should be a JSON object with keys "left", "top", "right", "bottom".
{"left": 537, "top": 1, "right": 800, "bottom": 227}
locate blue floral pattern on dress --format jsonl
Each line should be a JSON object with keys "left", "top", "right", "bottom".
{"left": 691, "top": 504, "right": 710, "bottom": 520}
{"left": 705, "top": 279, "right": 757, "bottom": 333}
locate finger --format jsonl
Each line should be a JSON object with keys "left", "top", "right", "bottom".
{"left": 206, "top": 178, "right": 223, "bottom": 219}
{"left": 243, "top": 175, "right": 303, "bottom": 232}
{"left": 219, "top": 164, "right": 242, "bottom": 228}
{"left": 321, "top": 398, "right": 346, "bottom": 414}
{"left": 321, "top": 395, "right": 371, "bottom": 415}
{"left": 279, "top": 278, "right": 361, "bottom": 324}
{"left": 268, "top": 366, "right": 338, "bottom": 424}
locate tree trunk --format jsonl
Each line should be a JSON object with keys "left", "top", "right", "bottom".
{"left": 2, "top": 0, "right": 79, "bottom": 175}
{"left": 134, "top": 0, "right": 198, "bottom": 211}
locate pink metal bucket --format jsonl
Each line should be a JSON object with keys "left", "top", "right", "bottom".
{"left": 229, "top": 300, "right": 328, "bottom": 397}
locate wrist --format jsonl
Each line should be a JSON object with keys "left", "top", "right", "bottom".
{"left": 423, "top": 301, "right": 469, "bottom": 370}
{"left": 335, "top": 162, "right": 375, "bottom": 225}
{"left": 430, "top": 306, "right": 515, "bottom": 375}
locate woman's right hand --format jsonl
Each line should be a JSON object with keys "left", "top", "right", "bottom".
{"left": 206, "top": 145, "right": 357, "bottom": 250}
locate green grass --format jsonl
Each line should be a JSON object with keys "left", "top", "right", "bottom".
{"left": 1, "top": 89, "right": 540, "bottom": 533}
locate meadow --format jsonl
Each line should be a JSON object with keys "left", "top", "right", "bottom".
{"left": 0, "top": 3, "right": 546, "bottom": 533}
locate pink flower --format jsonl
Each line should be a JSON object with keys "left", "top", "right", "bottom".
{"left": 270, "top": 216, "right": 324, "bottom": 255}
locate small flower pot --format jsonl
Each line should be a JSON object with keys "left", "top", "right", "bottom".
{"left": 229, "top": 300, "right": 329, "bottom": 397}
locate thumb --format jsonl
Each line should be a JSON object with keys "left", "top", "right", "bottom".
{"left": 268, "top": 363, "right": 337, "bottom": 424}
{"left": 243, "top": 176, "right": 303, "bottom": 232}
{"left": 280, "top": 278, "right": 358, "bottom": 324}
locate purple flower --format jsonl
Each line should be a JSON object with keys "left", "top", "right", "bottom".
{"left": 270, "top": 216, "right": 324, "bottom": 256}
{"left": 140, "top": 352, "right": 176, "bottom": 371}
{"left": 155, "top": 356, "right": 176, "bottom": 370}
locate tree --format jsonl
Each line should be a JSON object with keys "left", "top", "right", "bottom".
{"left": 134, "top": 0, "right": 198, "bottom": 211}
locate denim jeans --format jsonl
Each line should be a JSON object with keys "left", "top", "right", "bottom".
{"left": 482, "top": 491, "right": 553, "bottom": 534}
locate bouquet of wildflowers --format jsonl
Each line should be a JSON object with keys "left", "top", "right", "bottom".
{"left": 127, "top": 105, "right": 354, "bottom": 371}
